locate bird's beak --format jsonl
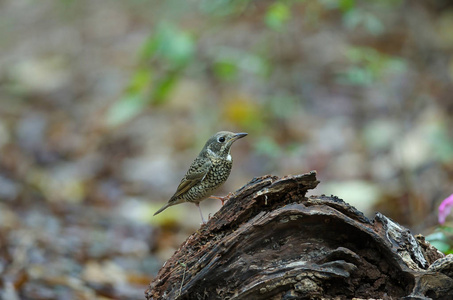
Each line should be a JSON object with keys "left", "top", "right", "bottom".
{"left": 230, "top": 132, "right": 248, "bottom": 142}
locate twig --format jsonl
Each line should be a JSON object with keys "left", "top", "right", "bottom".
{"left": 178, "top": 262, "right": 187, "bottom": 298}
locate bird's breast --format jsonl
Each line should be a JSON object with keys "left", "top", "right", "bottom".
{"left": 209, "top": 157, "right": 233, "bottom": 181}
{"left": 182, "top": 157, "right": 233, "bottom": 203}
{"left": 199, "top": 157, "right": 232, "bottom": 193}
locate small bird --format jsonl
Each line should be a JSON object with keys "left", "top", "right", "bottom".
{"left": 154, "top": 131, "right": 247, "bottom": 223}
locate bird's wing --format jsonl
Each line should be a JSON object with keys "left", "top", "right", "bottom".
{"left": 170, "top": 158, "right": 211, "bottom": 200}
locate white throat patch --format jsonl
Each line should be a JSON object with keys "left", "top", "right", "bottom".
{"left": 207, "top": 148, "right": 217, "bottom": 157}
{"left": 208, "top": 148, "right": 232, "bottom": 161}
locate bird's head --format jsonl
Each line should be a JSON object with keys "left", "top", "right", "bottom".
{"left": 204, "top": 131, "right": 247, "bottom": 159}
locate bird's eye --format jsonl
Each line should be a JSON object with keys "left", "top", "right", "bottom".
{"left": 218, "top": 136, "right": 226, "bottom": 143}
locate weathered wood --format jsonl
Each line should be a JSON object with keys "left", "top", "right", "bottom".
{"left": 146, "top": 171, "right": 453, "bottom": 299}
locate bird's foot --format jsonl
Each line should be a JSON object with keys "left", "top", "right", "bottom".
{"left": 210, "top": 192, "right": 235, "bottom": 205}
{"left": 209, "top": 195, "right": 226, "bottom": 205}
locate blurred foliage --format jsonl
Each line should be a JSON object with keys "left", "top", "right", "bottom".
{"left": 428, "top": 121, "right": 453, "bottom": 163}
{"left": 265, "top": 2, "right": 291, "bottom": 31}
{"left": 224, "top": 97, "right": 265, "bottom": 131}
{"left": 106, "top": 22, "right": 195, "bottom": 126}
{"left": 426, "top": 227, "right": 453, "bottom": 254}
{"left": 343, "top": 9, "right": 384, "bottom": 35}
{"left": 212, "top": 48, "right": 270, "bottom": 82}
{"left": 106, "top": 0, "right": 407, "bottom": 128}
{"left": 198, "top": 0, "right": 250, "bottom": 16}
{"left": 338, "top": 47, "right": 407, "bottom": 86}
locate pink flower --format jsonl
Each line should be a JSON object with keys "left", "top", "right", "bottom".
{"left": 438, "top": 194, "right": 453, "bottom": 224}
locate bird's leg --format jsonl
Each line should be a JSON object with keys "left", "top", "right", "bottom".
{"left": 209, "top": 192, "right": 235, "bottom": 206}
{"left": 195, "top": 203, "right": 206, "bottom": 224}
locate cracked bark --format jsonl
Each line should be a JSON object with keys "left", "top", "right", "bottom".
{"left": 146, "top": 171, "right": 453, "bottom": 300}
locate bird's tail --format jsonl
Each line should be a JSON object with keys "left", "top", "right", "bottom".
{"left": 154, "top": 197, "right": 185, "bottom": 216}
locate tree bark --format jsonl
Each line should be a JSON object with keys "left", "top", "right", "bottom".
{"left": 146, "top": 171, "right": 453, "bottom": 300}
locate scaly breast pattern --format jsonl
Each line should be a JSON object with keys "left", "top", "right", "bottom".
{"left": 184, "top": 157, "right": 232, "bottom": 203}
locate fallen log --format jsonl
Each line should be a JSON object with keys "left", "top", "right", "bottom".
{"left": 146, "top": 171, "right": 453, "bottom": 299}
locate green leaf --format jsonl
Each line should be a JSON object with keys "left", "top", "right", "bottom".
{"left": 440, "top": 226, "right": 453, "bottom": 234}
{"left": 127, "top": 68, "right": 152, "bottom": 94}
{"left": 105, "top": 94, "right": 146, "bottom": 127}
{"left": 139, "top": 35, "right": 159, "bottom": 61}
{"left": 338, "top": 66, "right": 374, "bottom": 86}
{"left": 213, "top": 59, "right": 238, "bottom": 81}
{"left": 429, "top": 240, "right": 451, "bottom": 253}
{"left": 426, "top": 231, "right": 448, "bottom": 242}
{"left": 339, "top": 0, "right": 355, "bottom": 12}
{"left": 151, "top": 72, "right": 179, "bottom": 105}
{"left": 425, "top": 230, "right": 453, "bottom": 254}
{"left": 153, "top": 23, "right": 195, "bottom": 67}
{"left": 265, "top": 3, "right": 291, "bottom": 31}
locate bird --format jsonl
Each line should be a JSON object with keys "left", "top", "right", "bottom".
{"left": 154, "top": 131, "right": 247, "bottom": 223}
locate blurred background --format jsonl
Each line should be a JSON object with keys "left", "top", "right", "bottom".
{"left": 1, "top": 0, "right": 453, "bottom": 299}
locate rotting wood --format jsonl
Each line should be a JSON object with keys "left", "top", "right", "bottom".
{"left": 146, "top": 171, "right": 453, "bottom": 300}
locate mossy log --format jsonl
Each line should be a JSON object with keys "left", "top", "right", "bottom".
{"left": 146, "top": 171, "right": 453, "bottom": 300}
